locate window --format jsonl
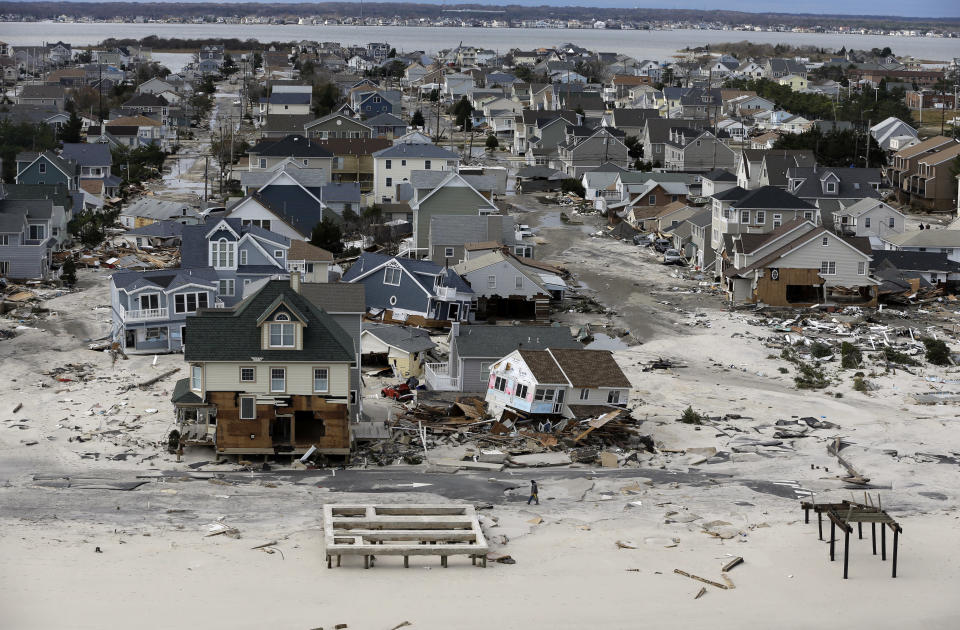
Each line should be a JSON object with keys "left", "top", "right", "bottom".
{"left": 274, "top": 249, "right": 284, "bottom": 258}
{"left": 384, "top": 267, "right": 402, "bottom": 286}
{"left": 349, "top": 390, "right": 358, "bottom": 405}
{"left": 218, "top": 279, "right": 235, "bottom": 297}
{"left": 270, "top": 368, "right": 286, "bottom": 392}
{"left": 821, "top": 237, "right": 829, "bottom": 246}
{"left": 239, "top": 396, "right": 256, "bottom": 419}
{"left": 858, "top": 261, "right": 866, "bottom": 275}
{"left": 385, "top": 177, "right": 392, "bottom": 187}
{"left": 313, "top": 367, "right": 329, "bottom": 392}
{"left": 269, "top": 320, "right": 295, "bottom": 348}
{"left": 401, "top": 159, "right": 406, "bottom": 166}
{"left": 534, "top": 388, "right": 556, "bottom": 402}
{"left": 191, "top": 365, "right": 202, "bottom": 391}
{"left": 487, "top": 275, "right": 496, "bottom": 289}
{"left": 424, "top": 160, "right": 431, "bottom": 170}
{"left": 607, "top": 390, "right": 622, "bottom": 404}
{"left": 579, "top": 388, "right": 589, "bottom": 400}
{"left": 648, "top": 194, "right": 656, "bottom": 205}
{"left": 239, "top": 250, "right": 248, "bottom": 265}
{"left": 444, "top": 247, "right": 455, "bottom": 258}
{"left": 889, "top": 217, "right": 895, "bottom": 229}
{"left": 259, "top": 158, "right": 266, "bottom": 168}
{"left": 138, "top": 293, "right": 160, "bottom": 310}
{"left": 864, "top": 217, "right": 871, "bottom": 228}
{"left": 516, "top": 384, "right": 529, "bottom": 399}
{"left": 772, "top": 214, "right": 782, "bottom": 228}
{"left": 240, "top": 367, "right": 256, "bottom": 382}
{"left": 385, "top": 159, "right": 392, "bottom": 169}
{"left": 211, "top": 238, "right": 235, "bottom": 269}
{"left": 755, "top": 211, "right": 765, "bottom": 225}
{"left": 174, "top": 292, "right": 209, "bottom": 314}
{"left": 820, "top": 261, "right": 836, "bottom": 275}
{"left": 494, "top": 376, "right": 507, "bottom": 392}
{"left": 739, "top": 210, "right": 749, "bottom": 224}
{"left": 515, "top": 276, "right": 523, "bottom": 289}
{"left": 29, "top": 224, "right": 45, "bottom": 241}
{"left": 825, "top": 182, "right": 836, "bottom": 193}
{"left": 804, "top": 211, "right": 814, "bottom": 221}
{"left": 38, "top": 162, "right": 46, "bottom": 174}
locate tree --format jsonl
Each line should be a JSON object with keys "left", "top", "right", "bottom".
{"left": 388, "top": 47, "right": 397, "bottom": 58}
{"left": 311, "top": 81, "right": 340, "bottom": 117}
{"left": 624, "top": 135, "right": 642, "bottom": 159}
{"left": 69, "top": 207, "right": 119, "bottom": 248}
{"left": 60, "top": 256, "right": 77, "bottom": 286}
{"left": 310, "top": 217, "right": 343, "bottom": 254}
{"left": 560, "top": 178, "right": 585, "bottom": 198}
{"left": 428, "top": 88, "right": 439, "bottom": 103}
{"left": 0, "top": 120, "right": 57, "bottom": 182}
{"left": 342, "top": 207, "right": 360, "bottom": 229}
{"left": 411, "top": 109, "right": 425, "bottom": 128}
{"left": 60, "top": 109, "right": 83, "bottom": 144}
{"left": 253, "top": 51, "right": 263, "bottom": 70}
{"left": 485, "top": 134, "right": 499, "bottom": 150}
{"left": 452, "top": 96, "right": 473, "bottom": 131}
{"left": 76, "top": 50, "right": 93, "bottom": 64}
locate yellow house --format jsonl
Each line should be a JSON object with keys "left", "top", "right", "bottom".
{"left": 778, "top": 74, "right": 808, "bottom": 92}
{"left": 360, "top": 324, "right": 436, "bottom": 379}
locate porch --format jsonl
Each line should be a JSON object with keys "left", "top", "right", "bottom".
{"left": 425, "top": 362, "right": 461, "bottom": 391}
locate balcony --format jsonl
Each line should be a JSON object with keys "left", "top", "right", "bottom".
{"left": 424, "top": 362, "right": 460, "bottom": 391}
{"left": 435, "top": 286, "right": 457, "bottom": 300}
{"left": 120, "top": 305, "right": 169, "bottom": 322}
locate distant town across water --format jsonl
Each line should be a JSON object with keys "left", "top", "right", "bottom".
{"left": 0, "top": 22, "right": 957, "bottom": 62}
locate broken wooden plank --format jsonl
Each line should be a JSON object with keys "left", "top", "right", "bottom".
{"left": 674, "top": 568, "right": 729, "bottom": 590}
{"left": 694, "top": 587, "right": 707, "bottom": 600}
{"left": 722, "top": 556, "right": 743, "bottom": 572}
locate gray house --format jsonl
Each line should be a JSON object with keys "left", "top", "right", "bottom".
{"left": 342, "top": 252, "right": 473, "bottom": 323}
{"left": 407, "top": 170, "right": 498, "bottom": 258}
{"left": 429, "top": 214, "right": 524, "bottom": 264}
{"left": 110, "top": 268, "right": 220, "bottom": 353}
{"left": 300, "top": 282, "right": 366, "bottom": 420}
{"left": 425, "top": 322, "right": 581, "bottom": 392}
{"left": 0, "top": 198, "right": 58, "bottom": 280}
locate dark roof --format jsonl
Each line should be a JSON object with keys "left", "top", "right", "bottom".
{"left": 252, "top": 186, "right": 327, "bottom": 237}
{"left": 261, "top": 114, "right": 314, "bottom": 133}
{"left": 19, "top": 85, "right": 65, "bottom": 99}
{"left": 870, "top": 250, "right": 960, "bottom": 273}
{"left": 731, "top": 186, "right": 815, "bottom": 210}
{"left": 315, "top": 138, "right": 392, "bottom": 156}
{"left": 364, "top": 112, "right": 407, "bottom": 127}
{"left": 60, "top": 142, "right": 112, "bottom": 167}
{"left": 342, "top": 251, "right": 473, "bottom": 295}
{"left": 180, "top": 218, "right": 290, "bottom": 268}
{"left": 0, "top": 183, "right": 72, "bottom": 209}
{"left": 249, "top": 134, "right": 334, "bottom": 159}
{"left": 122, "top": 93, "right": 169, "bottom": 107}
{"left": 518, "top": 349, "right": 568, "bottom": 384}
{"left": 454, "top": 324, "right": 579, "bottom": 359}
{"left": 703, "top": 168, "right": 736, "bottom": 182}
{"left": 521, "top": 109, "right": 578, "bottom": 126}
{"left": 171, "top": 378, "right": 203, "bottom": 404}
{"left": 560, "top": 92, "right": 605, "bottom": 110}
{"left": 266, "top": 92, "right": 311, "bottom": 105}
{"left": 363, "top": 323, "right": 435, "bottom": 353}
{"left": 643, "top": 117, "right": 705, "bottom": 144}
{"left": 299, "top": 282, "right": 366, "bottom": 313}
{"left": 183, "top": 280, "right": 355, "bottom": 363}
{"left": 788, "top": 167, "right": 883, "bottom": 200}
{"left": 126, "top": 220, "right": 185, "bottom": 238}
{"left": 610, "top": 108, "right": 659, "bottom": 129}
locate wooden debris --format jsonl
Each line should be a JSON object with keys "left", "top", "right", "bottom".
{"left": 673, "top": 569, "right": 729, "bottom": 590}
{"left": 120, "top": 367, "right": 179, "bottom": 392}
{"left": 722, "top": 556, "right": 744, "bottom": 572}
{"left": 694, "top": 587, "right": 707, "bottom": 600}
{"left": 12, "top": 403, "right": 22, "bottom": 414}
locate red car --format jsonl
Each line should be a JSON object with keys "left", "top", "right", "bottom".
{"left": 381, "top": 383, "right": 413, "bottom": 400}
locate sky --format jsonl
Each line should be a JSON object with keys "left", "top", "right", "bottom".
{"left": 51, "top": 0, "right": 960, "bottom": 19}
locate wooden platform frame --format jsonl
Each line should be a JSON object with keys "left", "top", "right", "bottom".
{"left": 801, "top": 499, "right": 903, "bottom": 579}
{"left": 322, "top": 504, "right": 489, "bottom": 569}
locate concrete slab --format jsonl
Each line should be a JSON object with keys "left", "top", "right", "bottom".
{"left": 509, "top": 452, "right": 572, "bottom": 467}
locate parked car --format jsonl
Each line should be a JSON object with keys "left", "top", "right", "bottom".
{"left": 661, "top": 248, "right": 686, "bottom": 265}
{"left": 381, "top": 383, "right": 413, "bottom": 400}
{"left": 652, "top": 238, "right": 672, "bottom": 253}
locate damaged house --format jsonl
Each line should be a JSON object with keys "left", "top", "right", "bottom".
{"left": 174, "top": 275, "right": 356, "bottom": 458}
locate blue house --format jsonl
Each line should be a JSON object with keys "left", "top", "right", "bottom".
{"left": 110, "top": 268, "right": 220, "bottom": 353}
{"left": 342, "top": 252, "right": 473, "bottom": 323}
{"left": 357, "top": 92, "right": 394, "bottom": 118}
{"left": 0, "top": 198, "right": 59, "bottom": 280}
{"left": 15, "top": 151, "right": 79, "bottom": 190}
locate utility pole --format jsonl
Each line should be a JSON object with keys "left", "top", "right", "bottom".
{"left": 204, "top": 155, "right": 208, "bottom": 203}
{"left": 865, "top": 119, "right": 871, "bottom": 169}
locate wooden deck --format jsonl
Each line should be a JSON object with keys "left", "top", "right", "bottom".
{"left": 322, "top": 504, "right": 489, "bottom": 569}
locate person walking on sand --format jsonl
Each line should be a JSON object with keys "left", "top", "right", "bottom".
{"left": 527, "top": 480, "right": 539, "bottom": 505}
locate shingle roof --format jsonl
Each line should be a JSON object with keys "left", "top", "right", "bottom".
{"left": 456, "top": 325, "right": 580, "bottom": 359}
{"left": 19, "top": 85, "right": 65, "bottom": 99}
{"left": 126, "top": 220, "right": 185, "bottom": 238}
{"left": 171, "top": 378, "right": 203, "bottom": 404}
{"left": 266, "top": 92, "right": 311, "bottom": 105}
{"left": 518, "top": 349, "right": 569, "bottom": 384}
{"left": 287, "top": 239, "right": 333, "bottom": 262}
{"left": 184, "top": 280, "right": 356, "bottom": 363}
{"left": 372, "top": 142, "right": 460, "bottom": 159}
{"left": 341, "top": 251, "right": 473, "bottom": 295}
{"left": 430, "top": 214, "right": 516, "bottom": 247}
{"left": 549, "top": 348, "right": 631, "bottom": 388}
{"left": 260, "top": 114, "right": 315, "bottom": 133}
{"left": 703, "top": 168, "right": 736, "bottom": 182}
{"left": 299, "top": 282, "right": 366, "bottom": 314}
{"left": 731, "top": 186, "right": 815, "bottom": 210}
{"left": 60, "top": 143, "right": 112, "bottom": 167}
{"left": 251, "top": 186, "right": 327, "bottom": 236}
{"left": 788, "top": 167, "right": 882, "bottom": 200}
{"left": 110, "top": 267, "right": 219, "bottom": 291}
{"left": 362, "top": 323, "right": 436, "bottom": 353}
{"left": 364, "top": 112, "right": 407, "bottom": 127}
{"left": 249, "top": 134, "right": 334, "bottom": 158}
{"left": 871, "top": 250, "right": 960, "bottom": 273}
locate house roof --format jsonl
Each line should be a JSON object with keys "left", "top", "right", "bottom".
{"left": 249, "top": 134, "right": 334, "bottom": 158}
{"left": 126, "top": 220, "right": 185, "bottom": 238}
{"left": 453, "top": 324, "right": 578, "bottom": 360}
{"left": 341, "top": 251, "right": 473, "bottom": 295}
{"left": 241, "top": 162, "right": 331, "bottom": 189}
{"left": 260, "top": 114, "right": 315, "bottom": 134}
{"left": 430, "top": 214, "right": 516, "bottom": 247}
{"left": 299, "top": 282, "right": 366, "bottom": 313}
{"left": 836, "top": 198, "right": 902, "bottom": 218}
{"left": 248, "top": 186, "right": 326, "bottom": 237}
{"left": 19, "top": 85, "right": 65, "bottom": 99}
{"left": 788, "top": 167, "right": 882, "bottom": 200}
{"left": 364, "top": 112, "right": 407, "bottom": 127}
{"left": 287, "top": 239, "right": 333, "bottom": 262}
{"left": 730, "top": 186, "right": 815, "bottom": 210}
{"left": 179, "top": 218, "right": 289, "bottom": 268}
{"left": 171, "top": 378, "right": 203, "bottom": 405}
{"left": 110, "top": 267, "right": 219, "bottom": 291}
{"left": 362, "top": 323, "right": 436, "bottom": 353}
{"left": 372, "top": 142, "right": 460, "bottom": 159}
{"left": 517, "top": 349, "right": 570, "bottom": 384}
{"left": 703, "top": 168, "right": 737, "bottom": 182}
{"left": 315, "top": 138, "right": 392, "bottom": 156}
{"left": 122, "top": 198, "right": 199, "bottom": 220}
{"left": 883, "top": 229, "right": 960, "bottom": 249}
{"left": 610, "top": 108, "right": 659, "bottom": 129}
{"left": 107, "top": 115, "right": 161, "bottom": 127}
{"left": 892, "top": 135, "right": 955, "bottom": 160}
{"left": 183, "top": 279, "right": 356, "bottom": 363}
{"left": 871, "top": 250, "right": 960, "bottom": 273}
{"left": 548, "top": 348, "right": 630, "bottom": 388}
{"left": 122, "top": 93, "right": 169, "bottom": 107}
{"left": 730, "top": 226, "right": 871, "bottom": 277}
{"left": 60, "top": 142, "right": 112, "bottom": 167}
{"left": 266, "top": 92, "right": 311, "bottom": 105}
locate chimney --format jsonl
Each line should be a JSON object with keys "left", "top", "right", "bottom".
{"left": 451, "top": 321, "right": 460, "bottom": 338}
{"left": 290, "top": 271, "right": 301, "bottom": 293}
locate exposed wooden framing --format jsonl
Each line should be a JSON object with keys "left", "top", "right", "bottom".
{"left": 323, "top": 504, "right": 489, "bottom": 569}
{"left": 800, "top": 499, "right": 902, "bottom": 579}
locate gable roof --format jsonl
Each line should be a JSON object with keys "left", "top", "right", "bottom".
{"left": 548, "top": 348, "right": 631, "bottom": 388}
{"left": 730, "top": 186, "right": 815, "bottom": 210}
{"left": 372, "top": 142, "right": 460, "bottom": 159}
{"left": 249, "top": 134, "right": 334, "bottom": 158}
{"left": 60, "top": 142, "right": 112, "bottom": 167}
{"left": 183, "top": 280, "right": 355, "bottom": 363}
{"left": 454, "top": 324, "right": 579, "bottom": 359}
{"left": 299, "top": 282, "right": 366, "bottom": 314}
{"left": 362, "top": 323, "right": 436, "bottom": 353}
{"left": 341, "top": 251, "right": 473, "bottom": 295}
{"left": 788, "top": 167, "right": 882, "bottom": 200}
{"left": 287, "top": 239, "right": 333, "bottom": 262}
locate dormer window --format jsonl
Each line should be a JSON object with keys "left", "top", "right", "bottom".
{"left": 269, "top": 313, "right": 295, "bottom": 348}
{"left": 210, "top": 237, "right": 235, "bottom": 269}
{"left": 825, "top": 182, "right": 836, "bottom": 193}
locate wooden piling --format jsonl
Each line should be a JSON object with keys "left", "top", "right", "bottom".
{"left": 404, "top": 556, "right": 409, "bottom": 568}
{"left": 843, "top": 529, "right": 850, "bottom": 579}
{"left": 364, "top": 555, "right": 369, "bottom": 569}
{"left": 337, "top": 555, "right": 341, "bottom": 567}
{"left": 872, "top": 523, "right": 876, "bottom": 555}
{"left": 881, "top": 525, "right": 886, "bottom": 561}
{"left": 830, "top": 521, "right": 835, "bottom": 561}
{"left": 892, "top": 528, "right": 899, "bottom": 578}
{"left": 818, "top": 511, "right": 823, "bottom": 540}
{"left": 858, "top": 522, "right": 863, "bottom": 539}
{"left": 327, "top": 554, "right": 331, "bottom": 569}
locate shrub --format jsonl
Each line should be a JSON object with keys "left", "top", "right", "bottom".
{"left": 679, "top": 406, "right": 703, "bottom": 424}
{"left": 485, "top": 134, "right": 499, "bottom": 150}
{"left": 852, "top": 376, "right": 868, "bottom": 392}
{"left": 61, "top": 256, "right": 77, "bottom": 286}
{"left": 923, "top": 338, "right": 951, "bottom": 366}
{"left": 810, "top": 342, "right": 832, "bottom": 359}
{"left": 794, "top": 361, "right": 828, "bottom": 389}
{"left": 778, "top": 367, "right": 789, "bottom": 374}
{"left": 881, "top": 347, "right": 920, "bottom": 366}
{"left": 840, "top": 342, "right": 862, "bottom": 369}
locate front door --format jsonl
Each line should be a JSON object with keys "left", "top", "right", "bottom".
{"left": 553, "top": 389, "right": 565, "bottom": 414}
{"left": 448, "top": 302, "right": 460, "bottom": 321}
{"left": 271, "top": 415, "right": 292, "bottom": 446}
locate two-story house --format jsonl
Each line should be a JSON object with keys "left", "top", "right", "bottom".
{"left": 0, "top": 198, "right": 59, "bottom": 280}
{"left": 60, "top": 143, "right": 121, "bottom": 199}
{"left": 372, "top": 141, "right": 461, "bottom": 204}
{"left": 364, "top": 112, "right": 408, "bottom": 140}
{"left": 174, "top": 276, "right": 356, "bottom": 458}
{"left": 662, "top": 127, "right": 736, "bottom": 173}
{"left": 406, "top": 170, "right": 498, "bottom": 258}
{"left": 710, "top": 185, "right": 818, "bottom": 261}
{"left": 17, "top": 85, "right": 65, "bottom": 109}
{"left": 484, "top": 348, "right": 631, "bottom": 419}
{"left": 315, "top": 138, "right": 391, "bottom": 193}
{"left": 554, "top": 127, "right": 631, "bottom": 177}
{"left": 15, "top": 151, "right": 78, "bottom": 190}
{"left": 247, "top": 135, "right": 334, "bottom": 177}
{"left": 303, "top": 112, "right": 373, "bottom": 140}
{"left": 832, "top": 198, "right": 905, "bottom": 243}
{"left": 342, "top": 252, "right": 473, "bottom": 323}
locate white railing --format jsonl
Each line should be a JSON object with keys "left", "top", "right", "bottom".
{"left": 121, "top": 305, "right": 169, "bottom": 322}
{"left": 435, "top": 286, "right": 457, "bottom": 300}
{"left": 424, "top": 362, "right": 461, "bottom": 391}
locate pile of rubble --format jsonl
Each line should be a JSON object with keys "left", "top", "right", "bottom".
{"left": 354, "top": 397, "right": 655, "bottom": 469}
{"left": 68, "top": 246, "right": 180, "bottom": 271}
